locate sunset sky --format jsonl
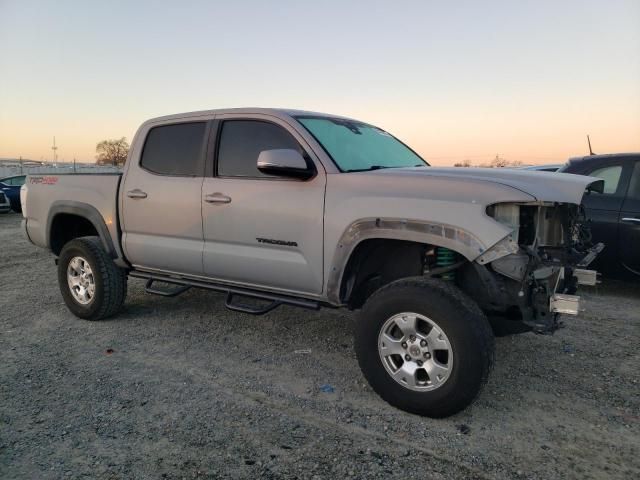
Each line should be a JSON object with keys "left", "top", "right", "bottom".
{"left": 1, "top": 0, "right": 639, "bottom": 166}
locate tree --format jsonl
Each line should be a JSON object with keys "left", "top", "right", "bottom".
{"left": 453, "top": 159, "right": 472, "bottom": 167}
{"left": 477, "top": 155, "right": 523, "bottom": 168}
{"left": 488, "top": 154, "right": 522, "bottom": 168}
{"left": 96, "top": 137, "right": 129, "bottom": 166}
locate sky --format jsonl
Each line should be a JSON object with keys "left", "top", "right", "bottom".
{"left": 1, "top": 0, "right": 639, "bottom": 166}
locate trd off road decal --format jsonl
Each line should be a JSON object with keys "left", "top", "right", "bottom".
{"left": 30, "top": 176, "right": 58, "bottom": 185}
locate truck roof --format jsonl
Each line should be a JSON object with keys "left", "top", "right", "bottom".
{"left": 567, "top": 152, "right": 640, "bottom": 163}
{"left": 141, "top": 108, "right": 358, "bottom": 127}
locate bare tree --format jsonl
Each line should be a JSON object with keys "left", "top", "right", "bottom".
{"left": 476, "top": 155, "right": 523, "bottom": 168}
{"left": 488, "top": 154, "right": 522, "bottom": 168}
{"left": 453, "top": 159, "right": 472, "bottom": 167}
{"left": 96, "top": 137, "right": 129, "bottom": 166}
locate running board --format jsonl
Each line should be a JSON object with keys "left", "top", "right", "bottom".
{"left": 130, "top": 271, "right": 320, "bottom": 315}
{"left": 145, "top": 279, "right": 191, "bottom": 297}
{"left": 225, "top": 292, "right": 283, "bottom": 315}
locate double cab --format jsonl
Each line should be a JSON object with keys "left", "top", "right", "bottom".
{"left": 22, "top": 108, "right": 603, "bottom": 417}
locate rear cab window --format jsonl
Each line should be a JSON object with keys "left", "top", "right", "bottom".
{"left": 140, "top": 122, "right": 207, "bottom": 176}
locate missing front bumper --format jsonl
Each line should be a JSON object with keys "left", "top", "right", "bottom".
{"left": 528, "top": 266, "right": 592, "bottom": 333}
{"left": 573, "top": 268, "right": 599, "bottom": 286}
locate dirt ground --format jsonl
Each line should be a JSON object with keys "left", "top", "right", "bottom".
{"left": 1, "top": 212, "right": 638, "bottom": 479}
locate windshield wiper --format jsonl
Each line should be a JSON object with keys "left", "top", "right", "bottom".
{"left": 345, "top": 165, "right": 390, "bottom": 173}
{"left": 344, "top": 165, "right": 422, "bottom": 173}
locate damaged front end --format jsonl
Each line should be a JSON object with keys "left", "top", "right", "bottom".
{"left": 460, "top": 202, "right": 603, "bottom": 333}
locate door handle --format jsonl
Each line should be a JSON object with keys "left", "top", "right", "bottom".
{"left": 204, "top": 193, "right": 232, "bottom": 204}
{"left": 621, "top": 217, "right": 640, "bottom": 223}
{"left": 126, "top": 189, "right": 147, "bottom": 199}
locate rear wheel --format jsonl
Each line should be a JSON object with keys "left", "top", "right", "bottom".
{"left": 57, "top": 236, "right": 127, "bottom": 320}
{"left": 354, "top": 277, "right": 494, "bottom": 417}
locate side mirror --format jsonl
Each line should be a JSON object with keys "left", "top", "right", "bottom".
{"left": 257, "top": 149, "right": 315, "bottom": 180}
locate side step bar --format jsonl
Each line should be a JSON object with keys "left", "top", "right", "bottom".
{"left": 144, "top": 279, "right": 191, "bottom": 297}
{"left": 130, "top": 271, "right": 320, "bottom": 315}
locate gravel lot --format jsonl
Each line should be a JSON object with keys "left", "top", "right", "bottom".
{"left": 1, "top": 212, "right": 638, "bottom": 479}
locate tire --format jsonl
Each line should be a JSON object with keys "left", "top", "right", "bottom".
{"left": 57, "top": 236, "right": 127, "bottom": 320}
{"left": 354, "top": 277, "right": 494, "bottom": 418}
{"left": 6, "top": 197, "right": 22, "bottom": 213}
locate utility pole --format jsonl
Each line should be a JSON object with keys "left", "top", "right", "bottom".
{"left": 51, "top": 136, "right": 58, "bottom": 165}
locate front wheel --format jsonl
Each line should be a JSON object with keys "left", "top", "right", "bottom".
{"left": 354, "top": 277, "right": 494, "bottom": 418}
{"left": 57, "top": 236, "right": 127, "bottom": 320}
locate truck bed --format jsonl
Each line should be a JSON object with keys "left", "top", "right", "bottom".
{"left": 22, "top": 173, "right": 122, "bottom": 255}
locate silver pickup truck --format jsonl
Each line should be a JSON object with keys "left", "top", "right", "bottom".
{"left": 22, "top": 108, "right": 603, "bottom": 417}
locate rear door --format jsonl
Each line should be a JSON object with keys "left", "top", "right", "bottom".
{"left": 619, "top": 159, "right": 640, "bottom": 276}
{"left": 201, "top": 115, "right": 326, "bottom": 295}
{"left": 121, "top": 120, "right": 210, "bottom": 275}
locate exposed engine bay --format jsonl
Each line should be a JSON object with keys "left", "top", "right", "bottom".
{"left": 453, "top": 202, "right": 603, "bottom": 333}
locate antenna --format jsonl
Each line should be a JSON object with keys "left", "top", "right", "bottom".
{"left": 587, "top": 135, "right": 596, "bottom": 156}
{"left": 51, "top": 136, "right": 58, "bottom": 164}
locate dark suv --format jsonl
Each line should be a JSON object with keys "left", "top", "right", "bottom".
{"left": 560, "top": 153, "right": 640, "bottom": 279}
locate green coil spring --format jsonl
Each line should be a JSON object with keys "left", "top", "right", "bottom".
{"left": 436, "top": 247, "right": 456, "bottom": 281}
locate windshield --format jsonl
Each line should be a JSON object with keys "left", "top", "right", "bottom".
{"left": 296, "top": 116, "right": 428, "bottom": 172}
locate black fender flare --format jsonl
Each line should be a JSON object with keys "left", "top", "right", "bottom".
{"left": 46, "top": 201, "right": 124, "bottom": 264}
{"left": 325, "top": 217, "right": 487, "bottom": 304}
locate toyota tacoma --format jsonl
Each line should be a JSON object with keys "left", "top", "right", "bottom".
{"left": 22, "top": 108, "right": 603, "bottom": 417}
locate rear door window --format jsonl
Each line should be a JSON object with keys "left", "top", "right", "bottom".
{"left": 141, "top": 122, "right": 207, "bottom": 176}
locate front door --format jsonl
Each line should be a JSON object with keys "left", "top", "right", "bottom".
{"left": 580, "top": 162, "right": 629, "bottom": 274}
{"left": 619, "top": 160, "right": 640, "bottom": 276}
{"left": 201, "top": 116, "right": 325, "bottom": 295}
{"left": 121, "top": 121, "right": 209, "bottom": 275}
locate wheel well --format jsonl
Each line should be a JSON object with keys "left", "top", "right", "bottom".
{"left": 339, "top": 238, "right": 527, "bottom": 320}
{"left": 49, "top": 214, "right": 99, "bottom": 255}
{"left": 340, "top": 239, "right": 427, "bottom": 309}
